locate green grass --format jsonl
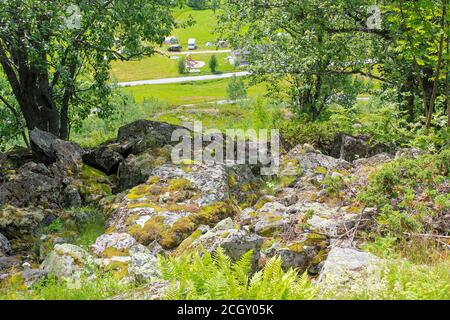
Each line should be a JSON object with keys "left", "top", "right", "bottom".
{"left": 124, "top": 78, "right": 266, "bottom": 105}
{"left": 170, "top": 9, "right": 219, "bottom": 51}
{"left": 112, "top": 52, "right": 236, "bottom": 82}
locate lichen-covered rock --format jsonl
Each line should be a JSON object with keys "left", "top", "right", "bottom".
{"left": 0, "top": 205, "right": 46, "bottom": 235}
{"left": 331, "top": 133, "right": 388, "bottom": 162}
{"left": 91, "top": 232, "right": 137, "bottom": 256}
{"left": 241, "top": 201, "right": 291, "bottom": 237}
{"left": 117, "top": 146, "right": 172, "bottom": 191}
{"left": 296, "top": 152, "right": 352, "bottom": 175}
{"left": 263, "top": 233, "right": 329, "bottom": 273}
{"left": 41, "top": 244, "right": 95, "bottom": 285}
{"left": 179, "top": 218, "right": 264, "bottom": 268}
{"left": 75, "top": 164, "right": 112, "bottom": 203}
{"left": 318, "top": 247, "right": 383, "bottom": 292}
{"left": 0, "top": 162, "right": 62, "bottom": 208}
{"left": 108, "top": 162, "right": 236, "bottom": 249}
{"left": 0, "top": 232, "right": 11, "bottom": 256}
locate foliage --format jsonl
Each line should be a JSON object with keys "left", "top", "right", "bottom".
{"left": 0, "top": 273, "right": 130, "bottom": 300}
{"left": 227, "top": 75, "right": 247, "bottom": 101}
{"left": 159, "top": 248, "right": 317, "bottom": 300}
{"left": 209, "top": 54, "right": 218, "bottom": 73}
{"left": 358, "top": 149, "right": 450, "bottom": 235}
{"left": 0, "top": 0, "right": 176, "bottom": 138}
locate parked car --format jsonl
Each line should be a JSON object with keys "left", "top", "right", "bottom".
{"left": 168, "top": 45, "right": 182, "bottom": 52}
{"left": 188, "top": 38, "right": 196, "bottom": 50}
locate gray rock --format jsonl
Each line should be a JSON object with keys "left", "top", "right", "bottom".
{"left": 128, "top": 245, "right": 160, "bottom": 281}
{"left": 0, "top": 255, "right": 20, "bottom": 271}
{"left": 62, "top": 185, "right": 83, "bottom": 208}
{"left": 331, "top": 133, "right": 388, "bottom": 162}
{"left": 318, "top": 247, "right": 383, "bottom": 291}
{"left": 296, "top": 152, "right": 351, "bottom": 175}
{"left": 91, "top": 232, "right": 137, "bottom": 256}
{"left": 41, "top": 244, "right": 95, "bottom": 285}
{"left": 395, "top": 148, "right": 423, "bottom": 159}
{"left": 29, "top": 128, "right": 83, "bottom": 172}
{"left": 22, "top": 268, "right": 47, "bottom": 288}
{"left": 83, "top": 144, "right": 124, "bottom": 175}
{"left": 0, "top": 232, "right": 11, "bottom": 255}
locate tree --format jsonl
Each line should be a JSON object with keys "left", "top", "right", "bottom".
{"left": 209, "top": 54, "right": 218, "bottom": 73}
{"left": 227, "top": 75, "right": 247, "bottom": 100}
{"left": 0, "top": 0, "right": 176, "bottom": 140}
{"left": 218, "top": 0, "right": 371, "bottom": 120}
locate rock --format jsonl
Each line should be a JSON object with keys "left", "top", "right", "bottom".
{"left": 0, "top": 162, "right": 62, "bottom": 208}
{"left": 263, "top": 234, "right": 329, "bottom": 273}
{"left": 0, "top": 255, "right": 20, "bottom": 271}
{"left": 395, "top": 148, "right": 423, "bottom": 159}
{"left": 21, "top": 268, "right": 47, "bottom": 288}
{"left": 128, "top": 245, "right": 160, "bottom": 281}
{"left": 91, "top": 233, "right": 137, "bottom": 256}
{"left": 295, "top": 152, "right": 351, "bottom": 176}
{"left": 179, "top": 218, "right": 264, "bottom": 268}
{"left": 331, "top": 133, "right": 388, "bottom": 162}
{"left": 241, "top": 201, "right": 291, "bottom": 237}
{"left": 109, "top": 162, "right": 236, "bottom": 250}
{"left": 41, "top": 244, "right": 95, "bottom": 285}
{"left": 83, "top": 143, "right": 124, "bottom": 175}
{"left": 117, "top": 146, "right": 172, "bottom": 191}
{"left": 29, "top": 128, "right": 83, "bottom": 172}
{"left": 353, "top": 153, "right": 392, "bottom": 167}
{"left": 0, "top": 232, "right": 11, "bottom": 256}
{"left": 0, "top": 205, "right": 46, "bottom": 235}
{"left": 318, "top": 247, "right": 383, "bottom": 291}
{"left": 62, "top": 185, "right": 83, "bottom": 208}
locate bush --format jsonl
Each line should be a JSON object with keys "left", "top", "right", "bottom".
{"left": 209, "top": 54, "right": 218, "bottom": 73}
{"left": 178, "top": 56, "right": 187, "bottom": 74}
{"left": 227, "top": 75, "right": 247, "bottom": 101}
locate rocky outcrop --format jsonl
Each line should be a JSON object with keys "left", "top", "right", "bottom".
{"left": 331, "top": 133, "right": 389, "bottom": 162}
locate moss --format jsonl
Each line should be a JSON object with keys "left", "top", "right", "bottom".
{"left": 128, "top": 216, "right": 165, "bottom": 245}
{"left": 101, "top": 247, "right": 130, "bottom": 258}
{"left": 254, "top": 197, "right": 273, "bottom": 210}
{"left": 287, "top": 243, "right": 305, "bottom": 253}
{"left": 147, "top": 176, "right": 160, "bottom": 184}
{"left": 315, "top": 166, "right": 328, "bottom": 174}
{"left": 311, "top": 249, "right": 329, "bottom": 265}
{"left": 104, "top": 260, "right": 129, "bottom": 280}
{"left": 174, "top": 229, "right": 203, "bottom": 255}
{"left": 78, "top": 164, "right": 112, "bottom": 203}
{"left": 228, "top": 175, "right": 237, "bottom": 188}
{"left": 167, "top": 178, "right": 195, "bottom": 191}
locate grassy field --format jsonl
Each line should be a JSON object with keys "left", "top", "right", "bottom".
{"left": 112, "top": 52, "right": 236, "bottom": 82}
{"left": 111, "top": 8, "right": 230, "bottom": 83}
{"left": 124, "top": 78, "right": 266, "bottom": 105}
{"left": 171, "top": 9, "right": 219, "bottom": 51}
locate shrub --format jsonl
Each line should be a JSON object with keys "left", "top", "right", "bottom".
{"left": 227, "top": 75, "right": 247, "bottom": 101}
{"left": 209, "top": 54, "right": 218, "bottom": 73}
{"left": 178, "top": 56, "right": 187, "bottom": 74}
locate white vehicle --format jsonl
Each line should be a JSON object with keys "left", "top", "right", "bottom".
{"left": 188, "top": 38, "right": 196, "bottom": 50}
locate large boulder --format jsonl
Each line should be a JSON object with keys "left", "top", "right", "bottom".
{"left": 29, "top": 128, "right": 84, "bottom": 173}
{"left": 92, "top": 233, "right": 160, "bottom": 282}
{"left": 0, "top": 162, "right": 62, "bottom": 208}
{"left": 331, "top": 133, "right": 388, "bottom": 162}
{"left": 108, "top": 162, "right": 236, "bottom": 250}
{"left": 41, "top": 244, "right": 96, "bottom": 286}
{"left": 84, "top": 120, "right": 191, "bottom": 178}
{"left": 0, "top": 206, "right": 46, "bottom": 236}
{"left": 318, "top": 247, "right": 383, "bottom": 292}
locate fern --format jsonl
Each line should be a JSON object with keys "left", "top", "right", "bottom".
{"left": 158, "top": 248, "right": 317, "bottom": 300}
